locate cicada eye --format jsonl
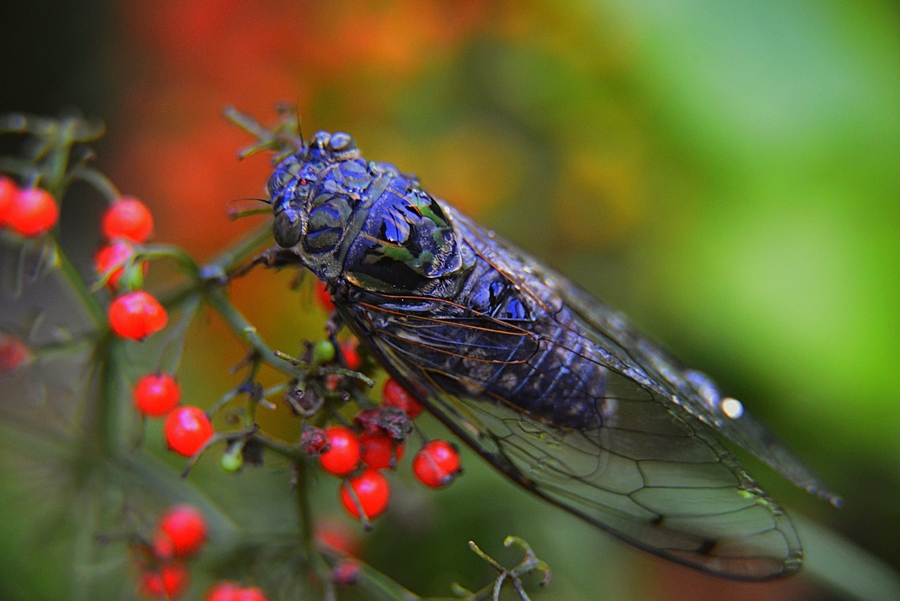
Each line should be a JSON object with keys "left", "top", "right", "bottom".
{"left": 329, "top": 132, "right": 355, "bottom": 152}
{"left": 273, "top": 207, "right": 303, "bottom": 248}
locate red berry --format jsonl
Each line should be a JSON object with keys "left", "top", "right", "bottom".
{"left": 324, "top": 373, "right": 342, "bottom": 392}
{"left": 152, "top": 531, "right": 175, "bottom": 561}
{"left": 340, "top": 338, "right": 362, "bottom": 370}
{"left": 134, "top": 373, "right": 181, "bottom": 416}
{"left": 382, "top": 378, "right": 423, "bottom": 419}
{"left": 0, "top": 176, "right": 19, "bottom": 227}
{"left": 340, "top": 469, "right": 390, "bottom": 520}
{"left": 164, "top": 406, "right": 214, "bottom": 456}
{"left": 412, "top": 440, "right": 461, "bottom": 488}
{"left": 140, "top": 563, "right": 189, "bottom": 599}
{"left": 235, "top": 587, "right": 268, "bottom": 601}
{"left": 319, "top": 426, "right": 361, "bottom": 476}
{"left": 204, "top": 583, "right": 268, "bottom": 601}
{"left": 313, "top": 279, "right": 335, "bottom": 312}
{"left": 0, "top": 335, "right": 30, "bottom": 373}
{"left": 157, "top": 505, "right": 207, "bottom": 556}
{"left": 360, "top": 432, "right": 404, "bottom": 470}
{"left": 103, "top": 196, "right": 153, "bottom": 242}
{"left": 7, "top": 187, "right": 58, "bottom": 237}
{"left": 204, "top": 582, "right": 241, "bottom": 601}
{"left": 109, "top": 291, "right": 168, "bottom": 340}
{"left": 314, "top": 519, "right": 360, "bottom": 556}
{"left": 95, "top": 241, "right": 146, "bottom": 291}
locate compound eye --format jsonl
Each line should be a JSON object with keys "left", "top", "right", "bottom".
{"left": 273, "top": 207, "right": 303, "bottom": 248}
{"left": 311, "top": 131, "right": 331, "bottom": 150}
{"left": 329, "top": 132, "right": 355, "bottom": 152}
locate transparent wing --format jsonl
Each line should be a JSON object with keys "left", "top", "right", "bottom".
{"left": 344, "top": 294, "right": 803, "bottom": 580}
{"left": 498, "top": 240, "right": 841, "bottom": 507}
{"left": 448, "top": 206, "right": 839, "bottom": 506}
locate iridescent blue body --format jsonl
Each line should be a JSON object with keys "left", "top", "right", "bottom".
{"left": 266, "top": 130, "right": 839, "bottom": 580}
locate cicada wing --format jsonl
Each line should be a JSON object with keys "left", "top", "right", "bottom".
{"left": 451, "top": 209, "right": 840, "bottom": 507}
{"left": 557, "top": 283, "right": 841, "bottom": 507}
{"left": 345, "top": 296, "right": 803, "bottom": 580}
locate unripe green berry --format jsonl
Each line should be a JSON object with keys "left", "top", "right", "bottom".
{"left": 118, "top": 261, "right": 146, "bottom": 291}
{"left": 221, "top": 442, "right": 244, "bottom": 472}
{"left": 312, "top": 340, "right": 336, "bottom": 366}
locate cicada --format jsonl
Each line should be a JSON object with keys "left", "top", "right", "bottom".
{"left": 260, "top": 128, "right": 840, "bottom": 580}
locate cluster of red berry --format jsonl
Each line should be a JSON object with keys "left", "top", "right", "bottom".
{"left": 132, "top": 371, "right": 214, "bottom": 457}
{"left": 136, "top": 505, "right": 207, "bottom": 599}
{"left": 94, "top": 196, "right": 169, "bottom": 340}
{"left": 309, "top": 283, "right": 463, "bottom": 522}
{"left": 311, "top": 377, "right": 462, "bottom": 522}
{"left": 0, "top": 175, "right": 59, "bottom": 237}
{"left": 136, "top": 505, "right": 271, "bottom": 600}
{"left": 95, "top": 198, "right": 215, "bottom": 458}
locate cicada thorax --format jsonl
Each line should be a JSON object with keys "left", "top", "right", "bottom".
{"left": 268, "top": 129, "right": 474, "bottom": 293}
{"left": 341, "top": 179, "right": 473, "bottom": 294}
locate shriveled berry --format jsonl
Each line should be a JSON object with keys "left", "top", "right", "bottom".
{"left": 313, "top": 279, "right": 335, "bottom": 312}
{"left": 412, "top": 440, "right": 461, "bottom": 488}
{"left": 354, "top": 407, "right": 413, "bottom": 440}
{"left": 109, "top": 291, "right": 167, "bottom": 340}
{"left": 164, "top": 406, "right": 213, "bottom": 456}
{"left": 332, "top": 558, "right": 362, "bottom": 586}
{"left": 340, "top": 469, "right": 390, "bottom": 520}
{"left": 301, "top": 424, "right": 329, "bottom": 456}
{"left": 0, "top": 176, "right": 19, "bottom": 227}
{"left": 95, "top": 241, "right": 146, "bottom": 291}
{"left": 360, "top": 432, "right": 404, "bottom": 470}
{"left": 382, "top": 378, "right": 423, "bottom": 419}
{"left": 157, "top": 505, "right": 207, "bottom": 556}
{"left": 134, "top": 373, "right": 181, "bottom": 416}
{"left": 7, "top": 187, "right": 58, "bottom": 237}
{"left": 140, "top": 563, "right": 189, "bottom": 599}
{"left": 103, "top": 196, "right": 153, "bottom": 242}
{"left": 319, "top": 426, "right": 360, "bottom": 476}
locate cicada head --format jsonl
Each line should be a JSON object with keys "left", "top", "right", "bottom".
{"left": 268, "top": 130, "right": 474, "bottom": 291}
{"left": 267, "top": 130, "right": 370, "bottom": 280}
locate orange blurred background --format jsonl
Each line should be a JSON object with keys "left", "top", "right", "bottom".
{"left": 2, "top": 1, "right": 899, "bottom": 600}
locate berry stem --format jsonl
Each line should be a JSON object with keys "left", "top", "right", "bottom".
{"left": 69, "top": 165, "right": 121, "bottom": 202}
{"left": 206, "top": 222, "right": 274, "bottom": 280}
{"left": 203, "top": 288, "right": 286, "bottom": 371}
{"left": 136, "top": 243, "right": 202, "bottom": 279}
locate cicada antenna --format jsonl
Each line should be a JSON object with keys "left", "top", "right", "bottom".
{"left": 294, "top": 96, "right": 306, "bottom": 152}
{"left": 226, "top": 197, "right": 272, "bottom": 221}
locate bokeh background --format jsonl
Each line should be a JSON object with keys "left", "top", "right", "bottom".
{"left": 1, "top": 1, "right": 899, "bottom": 600}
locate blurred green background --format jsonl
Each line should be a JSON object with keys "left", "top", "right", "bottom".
{"left": 1, "top": 1, "right": 899, "bottom": 600}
